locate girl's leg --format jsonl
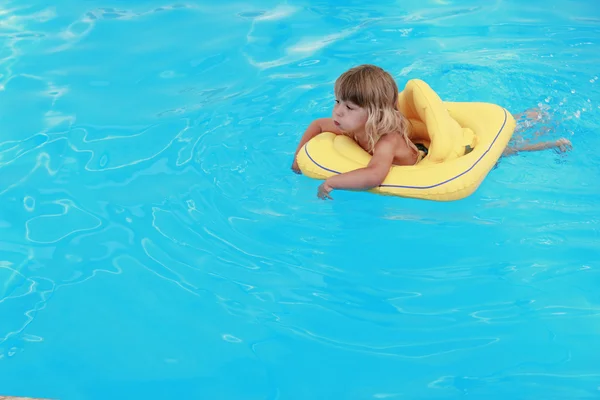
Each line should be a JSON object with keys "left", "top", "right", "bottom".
{"left": 505, "top": 106, "right": 571, "bottom": 156}
{"left": 503, "top": 138, "right": 572, "bottom": 156}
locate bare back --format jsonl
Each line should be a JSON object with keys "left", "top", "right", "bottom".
{"left": 373, "top": 133, "right": 420, "bottom": 166}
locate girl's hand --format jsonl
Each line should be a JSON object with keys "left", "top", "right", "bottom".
{"left": 291, "top": 159, "right": 301, "bottom": 174}
{"left": 317, "top": 181, "right": 333, "bottom": 200}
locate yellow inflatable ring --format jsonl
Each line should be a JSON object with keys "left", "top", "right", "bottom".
{"left": 296, "top": 79, "right": 516, "bottom": 201}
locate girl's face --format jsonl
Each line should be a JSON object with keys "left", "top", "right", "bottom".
{"left": 332, "top": 99, "right": 368, "bottom": 135}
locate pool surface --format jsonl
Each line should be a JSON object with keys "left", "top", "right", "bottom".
{"left": 1, "top": 0, "right": 599, "bottom": 399}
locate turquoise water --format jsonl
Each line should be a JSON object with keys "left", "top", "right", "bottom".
{"left": 1, "top": 0, "right": 600, "bottom": 398}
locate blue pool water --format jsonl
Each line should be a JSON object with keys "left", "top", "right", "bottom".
{"left": 1, "top": 0, "right": 600, "bottom": 398}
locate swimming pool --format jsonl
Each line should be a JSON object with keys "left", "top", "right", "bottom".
{"left": 1, "top": 0, "right": 599, "bottom": 398}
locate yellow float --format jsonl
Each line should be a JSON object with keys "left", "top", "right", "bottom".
{"left": 296, "top": 79, "right": 516, "bottom": 201}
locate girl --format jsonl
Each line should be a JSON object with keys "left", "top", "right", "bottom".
{"left": 291, "top": 64, "right": 571, "bottom": 200}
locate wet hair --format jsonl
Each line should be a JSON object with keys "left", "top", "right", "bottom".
{"left": 334, "top": 64, "right": 413, "bottom": 153}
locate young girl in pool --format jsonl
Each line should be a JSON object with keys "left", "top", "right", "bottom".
{"left": 291, "top": 64, "right": 572, "bottom": 199}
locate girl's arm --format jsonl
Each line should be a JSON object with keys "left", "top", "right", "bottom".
{"left": 292, "top": 118, "right": 342, "bottom": 173}
{"left": 317, "top": 135, "right": 396, "bottom": 199}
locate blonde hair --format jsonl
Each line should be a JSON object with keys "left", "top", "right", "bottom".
{"left": 334, "top": 64, "right": 413, "bottom": 153}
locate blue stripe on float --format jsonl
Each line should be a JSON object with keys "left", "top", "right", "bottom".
{"left": 304, "top": 108, "right": 508, "bottom": 190}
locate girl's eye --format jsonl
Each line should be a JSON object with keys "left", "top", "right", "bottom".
{"left": 346, "top": 105, "right": 353, "bottom": 110}
{"left": 335, "top": 100, "right": 340, "bottom": 104}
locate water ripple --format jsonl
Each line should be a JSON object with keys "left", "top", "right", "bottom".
{"left": 270, "top": 323, "right": 499, "bottom": 359}
{"left": 25, "top": 199, "right": 102, "bottom": 243}
{"left": 0, "top": 265, "right": 55, "bottom": 349}
{"left": 64, "top": 121, "right": 188, "bottom": 171}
